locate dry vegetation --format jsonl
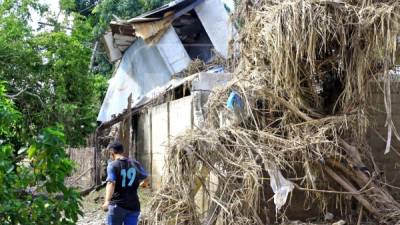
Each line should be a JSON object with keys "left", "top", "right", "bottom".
{"left": 141, "top": 0, "right": 400, "bottom": 224}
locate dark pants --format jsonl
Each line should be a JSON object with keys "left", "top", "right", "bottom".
{"left": 107, "top": 204, "right": 140, "bottom": 225}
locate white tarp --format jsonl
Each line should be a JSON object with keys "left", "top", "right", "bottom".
{"left": 97, "top": 27, "right": 191, "bottom": 122}
{"left": 195, "top": 0, "right": 237, "bottom": 58}
{"left": 157, "top": 26, "right": 191, "bottom": 74}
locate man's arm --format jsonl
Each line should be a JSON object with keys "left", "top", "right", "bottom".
{"left": 133, "top": 160, "right": 150, "bottom": 188}
{"left": 102, "top": 182, "right": 115, "bottom": 211}
{"left": 102, "top": 163, "right": 117, "bottom": 211}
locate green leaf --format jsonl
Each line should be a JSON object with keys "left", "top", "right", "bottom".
{"left": 17, "top": 147, "right": 27, "bottom": 155}
{"left": 6, "top": 165, "right": 14, "bottom": 174}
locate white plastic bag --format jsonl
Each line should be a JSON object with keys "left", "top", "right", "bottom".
{"left": 267, "top": 167, "right": 294, "bottom": 214}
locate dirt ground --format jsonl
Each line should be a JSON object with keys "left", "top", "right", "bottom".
{"left": 76, "top": 187, "right": 346, "bottom": 225}
{"left": 75, "top": 186, "right": 353, "bottom": 225}
{"left": 73, "top": 182, "right": 367, "bottom": 225}
{"left": 76, "top": 188, "right": 379, "bottom": 225}
{"left": 77, "top": 188, "right": 154, "bottom": 225}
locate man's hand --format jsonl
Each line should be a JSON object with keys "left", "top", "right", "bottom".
{"left": 101, "top": 201, "right": 109, "bottom": 212}
{"left": 140, "top": 178, "right": 150, "bottom": 188}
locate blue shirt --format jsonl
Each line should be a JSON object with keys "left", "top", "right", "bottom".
{"left": 106, "top": 158, "right": 148, "bottom": 183}
{"left": 106, "top": 158, "right": 148, "bottom": 211}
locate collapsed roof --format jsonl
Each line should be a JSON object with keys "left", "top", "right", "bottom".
{"left": 102, "top": 0, "right": 235, "bottom": 63}
{"left": 98, "top": 0, "right": 236, "bottom": 122}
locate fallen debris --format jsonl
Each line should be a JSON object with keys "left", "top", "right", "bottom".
{"left": 332, "top": 220, "right": 346, "bottom": 225}
{"left": 141, "top": 0, "right": 400, "bottom": 224}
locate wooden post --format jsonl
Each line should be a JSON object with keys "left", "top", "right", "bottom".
{"left": 118, "top": 94, "right": 132, "bottom": 157}
{"left": 149, "top": 111, "right": 153, "bottom": 190}
{"left": 93, "top": 128, "right": 102, "bottom": 186}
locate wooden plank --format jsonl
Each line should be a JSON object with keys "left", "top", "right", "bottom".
{"left": 113, "top": 34, "right": 135, "bottom": 42}
{"left": 101, "top": 32, "right": 122, "bottom": 63}
{"left": 110, "top": 22, "right": 135, "bottom": 36}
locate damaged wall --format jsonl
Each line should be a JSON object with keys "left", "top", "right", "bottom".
{"left": 133, "top": 73, "right": 232, "bottom": 214}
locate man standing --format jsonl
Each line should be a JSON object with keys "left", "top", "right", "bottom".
{"left": 102, "top": 141, "right": 149, "bottom": 225}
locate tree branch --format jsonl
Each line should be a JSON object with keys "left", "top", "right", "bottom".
{"left": 24, "top": 91, "right": 45, "bottom": 106}
{"left": 5, "top": 88, "right": 45, "bottom": 106}
{"left": 5, "top": 87, "right": 28, "bottom": 98}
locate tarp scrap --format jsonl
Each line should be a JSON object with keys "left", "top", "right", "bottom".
{"left": 226, "top": 91, "right": 243, "bottom": 111}
{"left": 267, "top": 167, "right": 294, "bottom": 213}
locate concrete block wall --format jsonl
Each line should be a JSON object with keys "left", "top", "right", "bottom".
{"left": 136, "top": 111, "right": 152, "bottom": 185}
{"left": 134, "top": 95, "right": 210, "bottom": 213}
{"left": 150, "top": 103, "right": 170, "bottom": 189}
{"left": 135, "top": 96, "right": 194, "bottom": 190}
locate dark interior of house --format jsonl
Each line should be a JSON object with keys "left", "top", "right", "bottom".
{"left": 172, "top": 10, "right": 214, "bottom": 62}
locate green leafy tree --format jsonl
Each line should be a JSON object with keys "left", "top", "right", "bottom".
{"left": 0, "top": 0, "right": 106, "bottom": 146}
{"left": 0, "top": 83, "right": 81, "bottom": 225}
{"left": 0, "top": 0, "right": 174, "bottom": 224}
{"left": 31, "top": 17, "right": 100, "bottom": 145}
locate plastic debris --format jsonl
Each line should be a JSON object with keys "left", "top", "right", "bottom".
{"left": 324, "top": 212, "right": 334, "bottom": 221}
{"left": 226, "top": 91, "right": 244, "bottom": 111}
{"left": 206, "top": 65, "right": 225, "bottom": 74}
{"left": 332, "top": 220, "right": 346, "bottom": 225}
{"left": 267, "top": 167, "right": 294, "bottom": 215}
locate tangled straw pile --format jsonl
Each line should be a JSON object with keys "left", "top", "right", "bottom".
{"left": 142, "top": 0, "right": 400, "bottom": 224}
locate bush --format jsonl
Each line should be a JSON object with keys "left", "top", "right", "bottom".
{"left": 0, "top": 84, "right": 81, "bottom": 225}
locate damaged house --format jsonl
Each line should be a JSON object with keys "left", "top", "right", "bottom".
{"left": 89, "top": 0, "right": 400, "bottom": 223}
{"left": 94, "top": 0, "right": 236, "bottom": 192}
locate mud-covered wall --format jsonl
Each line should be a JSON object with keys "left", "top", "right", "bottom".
{"left": 367, "top": 81, "right": 400, "bottom": 194}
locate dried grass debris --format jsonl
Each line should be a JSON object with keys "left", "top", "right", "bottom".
{"left": 141, "top": 0, "right": 400, "bottom": 224}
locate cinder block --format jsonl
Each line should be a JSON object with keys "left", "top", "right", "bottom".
{"left": 136, "top": 111, "right": 151, "bottom": 156}
{"left": 151, "top": 153, "right": 166, "bottom": 190}
{"left": 169, "top": 96, "right": 193, "bottom": 138}
{"left": 151, "top": 103, "right": 169, "bottom": 155}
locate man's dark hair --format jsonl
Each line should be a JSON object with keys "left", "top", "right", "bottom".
{"left": 108, "top": 141, "right": 124, "bottom": 154}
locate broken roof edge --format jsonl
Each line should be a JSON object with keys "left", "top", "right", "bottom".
{"left": 126, "top": 17, "right": 161, "bottom": 23}
{"left": 102, "top": 32, "right": 122, "bottom": 63}
{"left": 102, "top": 0, "right": 233, "bottom": 63}
{"left": 97, "top": 73, "right": 199, "bottom": 130}
{"left": 108, "top": 0, "right": 204, "bottom": 37}
{"left": 97, "top": 72, "right": 232, "bottom": 129}
{"left": 137, "top": 0, "right": 201, "bottom": 19}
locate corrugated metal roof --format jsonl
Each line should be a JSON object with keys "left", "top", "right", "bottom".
{"left": 137, "top": 0, "right": 199, "bottom": 19}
